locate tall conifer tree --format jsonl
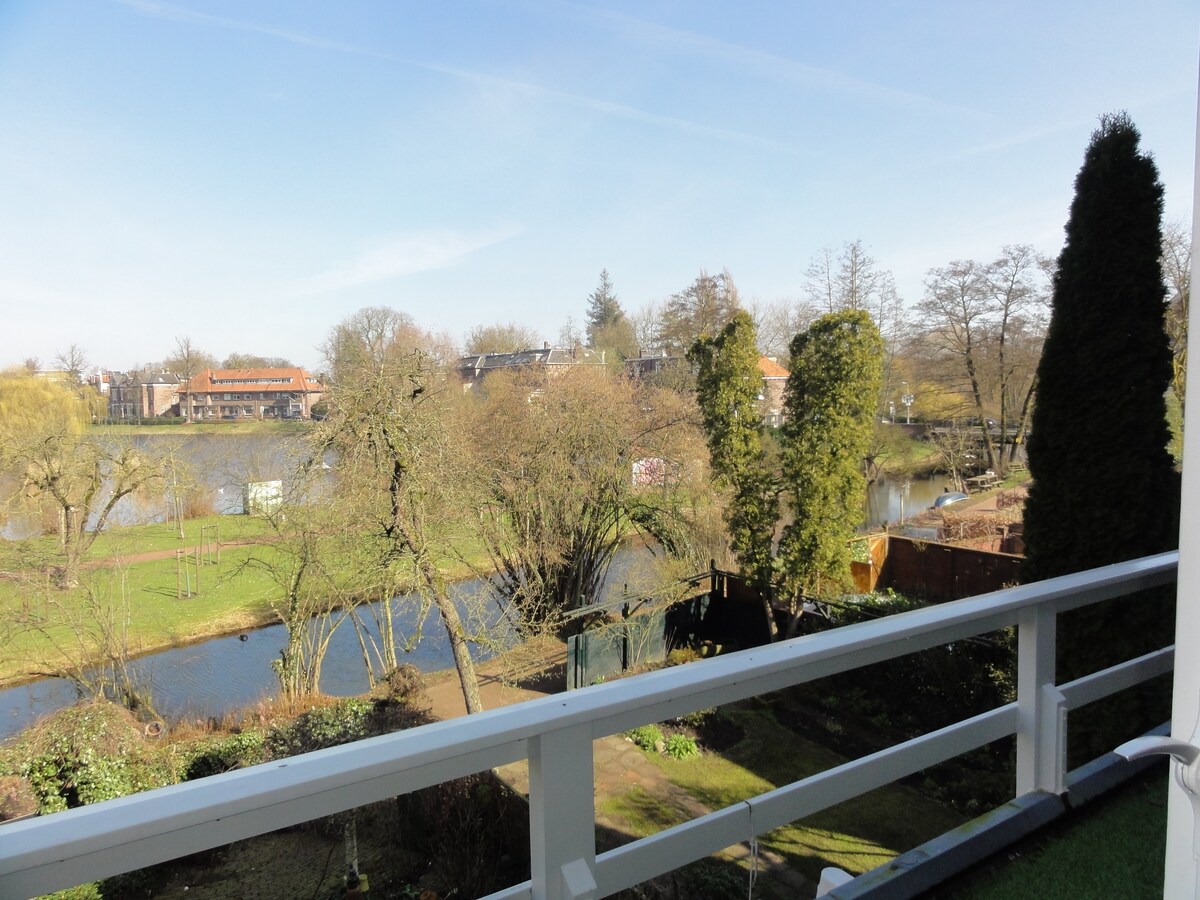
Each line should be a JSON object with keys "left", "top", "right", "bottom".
{"left": 778, "top": 310, "right": 883, "bottom": 620}
{"left": 690, "top": 312, "right": 779, "bottom": 602}
{"left": 1022, "top": 113, "right": 1179, "bottom": 683}
{"left": 584, "top": 269, "right": 622, "bottom": 345}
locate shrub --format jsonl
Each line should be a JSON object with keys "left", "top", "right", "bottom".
{"left": 183, "top": 730, "right": 267, "bottom": 780}
{"left": 670, "top": 707, "right": 715, "bottom": 729}
{"left": 0, "top": 775, "right": 37, "bottom": 821}
{"left": 626, "top": 724, "right": 665, "bottom": 752}
{"left": 664, "top": 734, "right": 699, "bottom": 760}
{"left": 264, "top": 697, "right": 375, "bottom": 758}
{"left": 264, "top": 695, "right": 431, "bottom": 759}
{"left": 408, "top": 773, "right": 530, "bottom": 897}
{"left": 7, "top": 702, "right": 176, "bottom": 813}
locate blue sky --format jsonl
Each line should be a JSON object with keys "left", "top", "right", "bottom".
{"left": 1, "top": 1, "right": 1197, "bottom": 372}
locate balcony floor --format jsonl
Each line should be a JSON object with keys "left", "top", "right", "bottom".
{"left": 936, "top": 762, "right": 1168, "bottom": 899}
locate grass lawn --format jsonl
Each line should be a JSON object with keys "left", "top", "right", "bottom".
{"left": 0, "top": 515, "right": 496, "bottom": 686}
{"left": 0, "top": 515, "right": 274, "bottom": 569}
{"left": 599, "top": 701, "right": 965, "bottom": 890}
{"left": 946, "top": 767, "right": 1167, "bottom": 899}
{"left": 94, "top": 421, "right": 311, "bottom": 436}
{"left": 0, "top": 542, "right": 286, "bottom": 684}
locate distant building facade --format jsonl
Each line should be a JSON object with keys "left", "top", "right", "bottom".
{"left": 108, "top": 371, "right": 181, "bottom": 419}
{"left": 623, "top": 350, "right": 688, "bottom": 381}
{"left": 457, "top": 344, "right": 606, "bottom": 391}
{"left": 757, "top": 356, "right": 789, "bottom": 426}
{"left": 178, "top": 367, "right": 325, "bottom": 420}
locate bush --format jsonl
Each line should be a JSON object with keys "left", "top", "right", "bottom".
{"left": 4, "top": 702, "right": 177, "bottom": 813}
{"left": 264, "top": 695, "right": 431, "bottom": 759}
{"left": 264, "top": 698, "right": 375, "bottom": 758}
{"left": 664, "top": 734, "right": 699, "bottom": 760}
{"left": 626, "top": 724, "right": 665, "bottom": 752}
{"left": 183, "top": 730, "right": 266, "bottom": 780}
{"left": 408, "top": 773, "right": 530, "bottom": 897}
{"left": 0, "top": 774, "right": 37, "bottom": 821}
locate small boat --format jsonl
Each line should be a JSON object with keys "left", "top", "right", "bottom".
{"left": 933, "top": 491, "right": 969, "bottom": 509}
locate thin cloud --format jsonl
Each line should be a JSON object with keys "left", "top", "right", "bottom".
{"left": 296, "top": 226, "right": 522, "bottom": 295}
{"left": 581, "top": 6, "right": 990, "bottom": 121}
{"left": 114, "top": 0, "right": 393, "bottom": 60}
{"left": 114, "top": 0, "right": 787, "bottom": 151}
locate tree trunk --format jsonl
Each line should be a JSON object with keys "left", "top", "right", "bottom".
{"left": 416, "top": 552, "right": 483, "bottom": 714}
{"left": 433, "top": 588, "right": 483, "bottom": 714}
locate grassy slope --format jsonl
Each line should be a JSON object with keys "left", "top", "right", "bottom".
{"left": 0, "top": 515, "right": 487, "bottom": 686}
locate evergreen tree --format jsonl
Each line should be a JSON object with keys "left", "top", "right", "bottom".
{"left": 1022, "top": 114, "right": 1179, "bottom": 686}
{"left": 778, "top": 310, "right": 883, "bottom": 625}
{"left": 585, "top": 269, "right": 623, "bottom": 346}
{"left": 690, "top": 312, "right": 779, "bottom": 606}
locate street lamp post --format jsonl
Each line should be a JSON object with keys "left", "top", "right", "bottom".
{"left": 901, "top": 383, "right": 914, "bottom": 425}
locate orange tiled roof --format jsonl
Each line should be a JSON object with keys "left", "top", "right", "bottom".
{"left": 757, "top": 356, "right": 790, "bottom": 379}
{"left": 181, "top": 367, "right": 324, "bottom": 394}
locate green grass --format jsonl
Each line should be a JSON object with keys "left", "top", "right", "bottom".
{"left": 949, "top": 769, "right": 1167, "bottom": 899}
{"left": 93, "top": 421, "right": 311, "bottom": 436}
{"left": 0, "top": 514, "right": 497, "bottom": 686}
{"left": 0, "top": 516, "right": 273, "bottom": 570}
{"left": 599, "top": 704, "right": 965, "bottom": 886}
{"left": 0, "top": 543, "right": 287, "bottom": 683}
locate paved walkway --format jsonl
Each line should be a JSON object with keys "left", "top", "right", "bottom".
{"left": 422, "top": 641, "right": 811, "bottom": 896}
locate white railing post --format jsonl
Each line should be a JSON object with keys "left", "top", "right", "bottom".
{"left": 528, "top": 725, "right": 597, "bottom": 900}
{"left": 1016, "top": 604, "right": 1066, "bottom": 795}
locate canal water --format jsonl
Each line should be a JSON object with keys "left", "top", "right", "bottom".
{"left": 0, "top": 544, "right": 657, "bottom": 740}
{"left": 0, "top": 430, "right": 949, "bottom": 740}
{"left": 862, "top": 472, "right": 953, "bottom": 528}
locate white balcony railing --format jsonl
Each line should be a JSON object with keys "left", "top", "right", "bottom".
{"left": 0, "top": 551, "right": 1178, "bottom": 899}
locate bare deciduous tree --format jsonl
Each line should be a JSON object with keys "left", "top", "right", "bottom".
{"left": 54, "top": 344, "right": 88, "bottom": 385}
{"left": 464, "top": 366, "right": 707, "bottom": 636}
{"left": 462, "top": 321, "right": 544, "bottom": 355}
{"left": 629, "top": 301, "right": 662, "bottom": 356}
{"left": 747, "top": 298, "right": 816, "bottom": 361}
{"left": 165, "top": 337, "right": 218, "bottom": 422}
{"left": 12, "top": 567, "right": 157, "bottom": 715}
{"left": 316, "top": 309, "right": 485, "bottom": 713}
{"left": 1162, "top": 221, "right": 1190, "bottom": 415}
{"left": 656, "top": 269, "right": 742, "bottom": 353}
{"left": 918, "top": 260, "right": 1000, "bottom": 471}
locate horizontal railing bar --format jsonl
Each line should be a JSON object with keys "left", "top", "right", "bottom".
{"left": 749, "top": 704, "right": 1019, "bottom": 833}
{"left": 0, "top": 552, "right": 1178, "bottom": 898}
{"left": 0, "top": 729, "right": 532, "bottom": 897}
{"left": 596, "top": 802, "right": 753, "bottom": 896}
{"left": 1060, "top": 646, "right": 1176, "bottom": 710}
{"left": 481, "top": 881, "right": 533, "bottom": 900}
{"left": 588, "top": 552, "right": 1175, "bottom": 740}
{"left": 594, "top": 705, "right": 1017, "bottom": 897}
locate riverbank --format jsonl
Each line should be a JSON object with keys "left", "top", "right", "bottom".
{"left": 93, "top": 420, "right": 312, "bottom": 436}
{"left": 0, "top": 514, "right": 491, "bottom": 690}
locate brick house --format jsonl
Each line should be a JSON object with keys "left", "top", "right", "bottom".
{"left": 757, "top": 356, "right": 789, "bottom": 426}
{"left": 178, "top": 367, "right": 325, "bottom": 420}
{"left": 108, "top": 371, "right": 181, "bottom": 420}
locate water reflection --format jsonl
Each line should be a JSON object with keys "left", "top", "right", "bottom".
{"left": 863, "top": 472, "right": 952, "bottom": 528}
{"left": 0, "top": 545, "right": 653, "bottom": 740}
